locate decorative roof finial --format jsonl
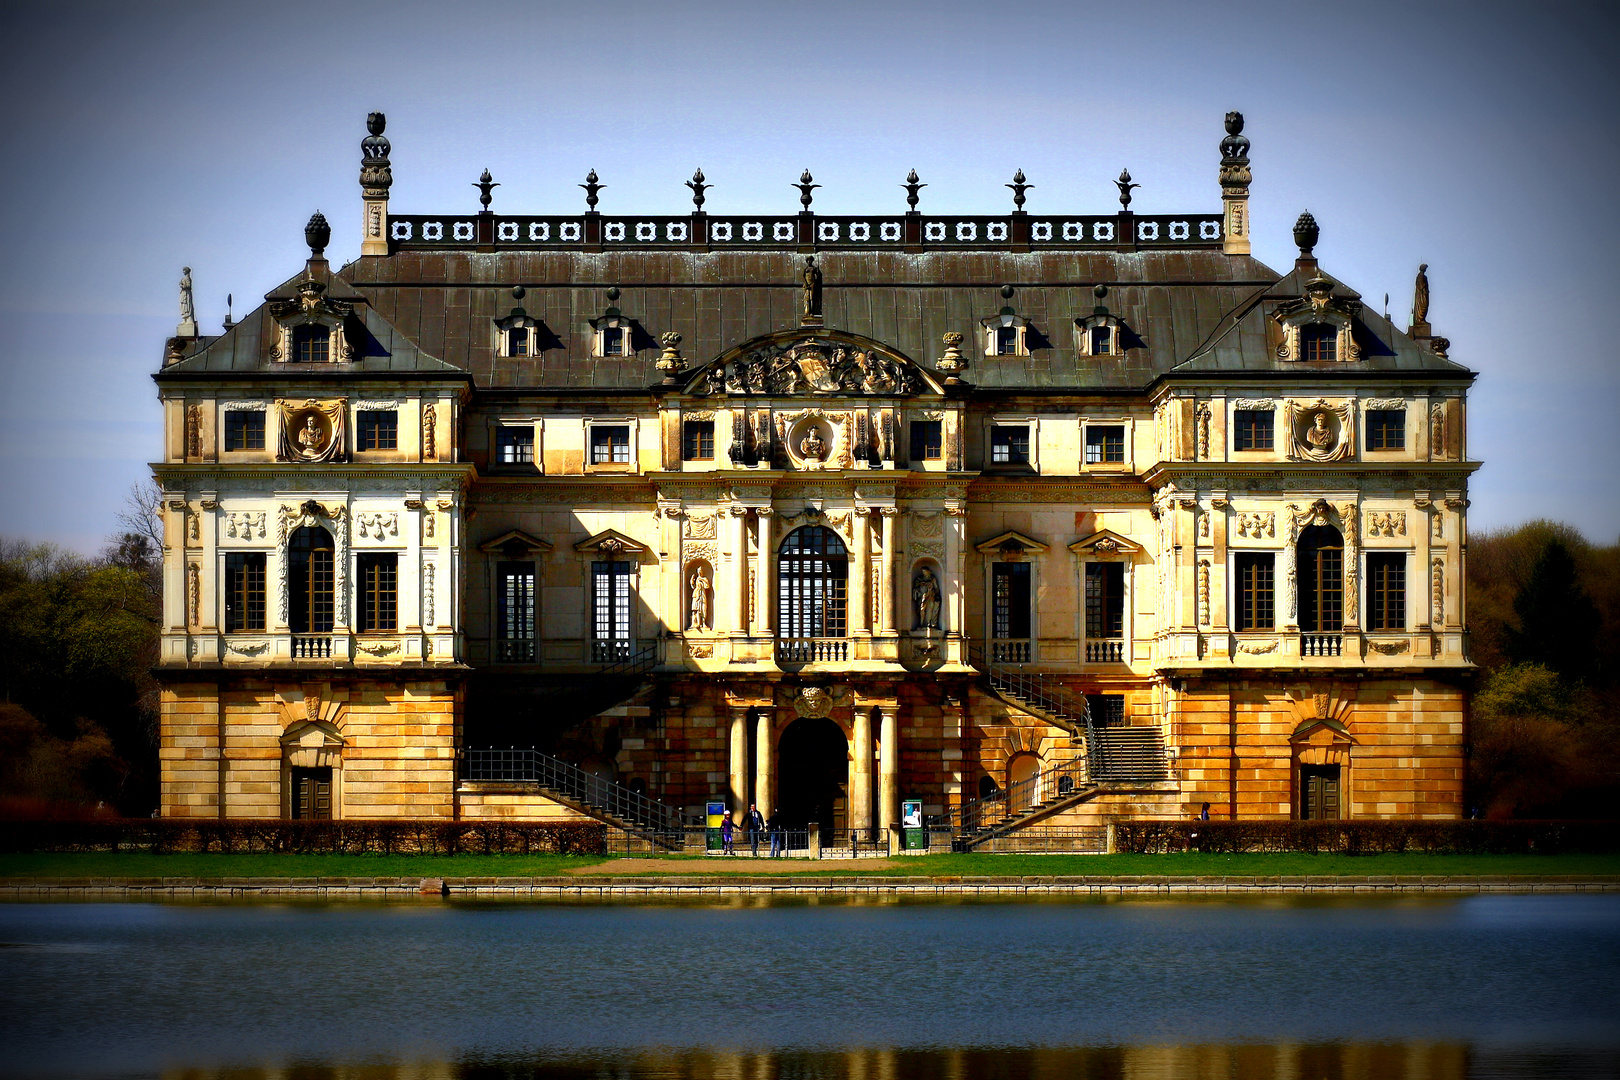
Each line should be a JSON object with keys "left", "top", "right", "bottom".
{"left": 936, "top": 331, "right": 967, "bottom": 384}
{"left": 794, "top": 169, "right": 820, "bottom": 210}
{"left": 1115, "top": 169, "right": 1140, "bottom": 210}
{"left": 656, "top": 331, "right": 687, "bottom": 385}
{"left": 1000, "top": 284, "right": 1015, "bottom": 301}
{"left": 902, "top": 169, "right": 925, "bottom": 211}
{"left": 1221, "top": 111, "right": 1250, "bottom": 164}
{"left": 581, "top": 169, "right": 603, "bottom": 211}
{"left": 1293, "top": 210, "right": 1319, "bottom": 257}
{"left": 360, "top": 112, "right": 392, "bottom": 196}
{"left": 686, "top": 168, "right": 709, "bottom": 210}
{"left": 1006, "top": 169, "right": 1032, "bottom": 211}
{"left": 305, "top": 211, "right": 331, "bottom": 257}
{"left": 474, "top": 169, "right": 498, "bottom": 211}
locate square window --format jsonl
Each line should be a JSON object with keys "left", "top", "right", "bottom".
{"left": 1089, "top": 325, "right": 1112, "bottom": 355}
{"left": 591, "top": 425, "right": 631, "bottom": 464}
{"left": 1234, "top": 410, "right": 1274, "bottom": 451}
{"left": 1300, "top": 323, "right": 1337, "bottom": 361}
{"left": 292, "top": 324, "right": 330, "bottom": 363}
{"left": 600, "top": 326, "right": 625, "bottom": 356}
{"left": 994, "top": 326, "right": 1019, "bottom": 356}
{"left": 989, "top": 425, "right": 1030, "bottom": 466}
{"left": 683, "top": 419, "right": 714, "bottom": 461}
{"left": 224, "top": 410, "right": 264, "bottom": 451}
{"left": 357, "top": 410, "right": 398, "bottom": 451}
{"left": 909, "top": 420, "right": 942, "bottom": 461}
{"left": 506, "top": 327, "right": 529, "bottom": 357}
{"left": 496, "top": 425, "right": 534, "bottom": 464}
{"left": 1084, "top": 425, "right": 1125, "bottom": 465}
{"left": 1367, "top": 409, "right": 1406, "bottom": 451}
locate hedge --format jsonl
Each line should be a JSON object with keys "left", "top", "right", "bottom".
{"left": 1111, "top": 819, "right": 1620, "bottom": 855}
{"left": 0, "top": 819, "right": 608, "bottom": 856}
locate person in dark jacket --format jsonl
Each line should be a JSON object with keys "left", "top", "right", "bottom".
{"left": 767, "top": 812, "right": 785, "bottom": 857}
{"left": 744, "top": 804, "right": 765, "bottom": 856}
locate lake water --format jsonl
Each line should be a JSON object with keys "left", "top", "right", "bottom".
{"left": 2, "top": 896, "right": 1618, "bottom": 1079}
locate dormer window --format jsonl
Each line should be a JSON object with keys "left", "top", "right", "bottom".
{"left": 1300, "top": 323, "right": 1337, "bottom": 362}
{"left": 994, "top": 326, "right": 1018, "bottom": 355}
{"left": 293, "top": 325, "right": 330, "bottom": 363}
{"left": 601, "top": 325, "right": 626, "bottom": 356}
{"left": 1271, "top": 273, "right": 1363, "bottom": 362}
{"left": 1089, "top": 325, "right": 1113, "bottom": 355}
{"left": 506, "top": 327, "right": 529, "bottom": 357}
{"left": 981, "top": 309, "right": 1030, "bottom": 356}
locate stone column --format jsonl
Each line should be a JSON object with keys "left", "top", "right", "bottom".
{"left": 879, "top": 508, "right": 899, "bottom": 634}
{"left": 851, "top": 706, "right": 874, "bottom": 834}
{"left": 878, "top": 704, "right": 899, "bottom": 839}
{"left": 851, "top": 508, "right": 871, "bottom": 635}
{"left": 755, "top": 508, "right": 775, "bottom": 636}
{"left": 754, "top": 707, "right": 774, "bottom": 819}
{"left": 725, "top": 506, "right": 748, "bottom": 636}
{"left": 728, "top": 706, "right": 750, "bottom": 814}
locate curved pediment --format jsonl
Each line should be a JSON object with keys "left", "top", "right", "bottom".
{"left": 684, "top": 329, "right": 942, "bottom": 398}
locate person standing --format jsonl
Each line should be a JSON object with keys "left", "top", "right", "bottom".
{"left": 721, "top": 813, "right": 735, "bottom": 856}
{"left": 768, "top": 812, "right": 784, "bottom": 858}
{"left": 744, "top": 803, "right": 765, "bottom": 856}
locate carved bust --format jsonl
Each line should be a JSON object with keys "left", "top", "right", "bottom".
{"left": 1306, "top": 412, "right": 1334, "bottom": 450}
{"left": 799, "top": 427, "right": 826, "bottom": 461}
{"left": 297, "top": 414, "right": 326, "bottom": 454}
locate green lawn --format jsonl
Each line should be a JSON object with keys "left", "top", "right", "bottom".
{"left": 3, "top": 850, "right": 1617, "bottom": 879}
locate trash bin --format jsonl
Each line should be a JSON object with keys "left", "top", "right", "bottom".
{"left": 902, "top": 799, "right": 927, "bottom": 851}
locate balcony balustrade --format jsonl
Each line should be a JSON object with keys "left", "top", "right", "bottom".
{"left": 776, "top": 638, "right": 850, "bottom": 664}
{"left": 291, "top": 635, "right": 332, "bottom": 659}
{"left": 1301, "top": 633, "right": 1343, "bottom": 657}
{"left": 496, "top": 640, "right": 536, "bottom": 663}
{"left": 1085, "top": 639, "right": 1125, "bottom": 662}
{"left": 989, "top": 638, "right": 1031, "bottom": 664}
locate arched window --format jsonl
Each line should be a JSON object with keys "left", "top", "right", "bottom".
{"left": 1297, "top": 524, "right": 1343, "bottom": 632}
{"left": 1299, "top": 323, "right": 1337, "bottom": 362}
{"left": 288, "top": 525, "right": 335, "bottom": 633}
{"left": 778, "top": 525, "right": 848, "bottom": 638}
{"left": 292, "top": 324, "right": 331, "bottom": 363}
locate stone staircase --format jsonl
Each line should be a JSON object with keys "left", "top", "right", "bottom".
{"left": 1091, "top": 726, "right": 1171, "bottom": 781}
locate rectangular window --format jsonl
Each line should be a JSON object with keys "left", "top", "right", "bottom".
{"left": 224, "top": 552, "right": 266, "bottom": 632}
{"left": 682, "top": 419, "right": 714, "bottom": 461}
{"left": 1300, "top": 324, "right": 1337, "bottom": 361}
{"left": 1300, "top": 764, "right": 1341, "bottom": 820}
{"left": 507, "top": 327, "right": 529, "bottom": 357}
{"left": 1367, "top": 552, "right": 1406, "bottom": 632}
{"left": 1085, "top": 694, "right": 1126, "bottom": 729}
{"left": 909, "top": 420, "right": 942, "bottom": 461}
{"left": 601, "top": 326, "right": 625, "bottom": 356}
{"left": 224, "top": 410, "right": 265, "bottom": 451}
{"left": 357, "top": 410, "right": 398, "bottom": 451}
{"left": 290, "top": 766, "right": 333, "bottom": 819}
{"left": 496, "top": 425, "right": 534, "bottom": 464}
{"left": 496, "top": 561, "right": 536, "bottom": 661}
{"left": 995, "top": 326, "right": 1019, "bottom": 355}
{"left": 990, "top": 425, "right": 1030, "bottom": 466}
{"left": 592, "top": 560, "right": 632, "bottom": 642}
{"left": 591, "top": 425, "right": 631, "bottom": 464}
{"left": 292, "top": 325, "right": 330, "bottom": 364}
{"left": 1084, "top": 562, "right": 1125, "bottom": 639}
{"left": 1367, "top": 409, "right": 1406, "bottom": 451}
{"left": 991, "top": 562, "right": 1031, "bottom": 639}
{"left": 1234, "top": 410, "right": 1274, "bottom": 451}
{"left": 1235, "top": 553, "right": 1275, "bottom": 632}
{"left": 357, "top": 554, "right": 397, "bottom": 632}
{"left": 1084, "top": 425, "right": 1125, "bottom": 464}
{"left": 1089, "top": 325, "right": 1112, "bottom": 355}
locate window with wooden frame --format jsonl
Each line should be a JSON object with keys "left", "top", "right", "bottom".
{"left": 682, "top": 419, "right": 714, "bottom": 461}
{"left": 590, "top": 424, "right": 631, "bottom": 465}
{"left": 1085, "top": 694, "right": 1126, "bottom": 729}
{"left": 496, "top": 561, "right": 536, "bottom": 661}
{"left": 357, "top": 410, "right": 398, "bottom": 451}
{"left": 994, "top": 326, "right": 1019, "bottom": 355}
{"left": 1367, "top": 552, "right": 1406, "bottom": 632}
{"left": 1084, "top": 562, "right": 1125, "bottom": 639}
{"left": 496, "top": 425, "right": 534, "bottom": 464}
{"left": 1089, "top": 325, "right": 1113, "bottom": 356}
{"left": 291, "top": 324, "right": 331, "bottom": 363}
{"left": 224, "top": 410, "right": 265, "bottom": 451}
{"left": 1299, "top": 323, "right": 1337, "bottom": 362}
{"left": 1084, "top": 424, "right": 1125, "bottom": 465}
{"left": 287, "top": 526, "right": 335, "bottom": 634}
{"left": 990, "top": 425, "right": 1030, "bottom": 466}
{"left": 1366, "top": 409, "right": 1406, "bottom": 451}
{"left": 991, "top": 562, "right": 1032, "bottom": 639}
{"left": 224, "top": 552, "right": 266, "bottom": 632}
{"left": 1234, "top": 552, "right": 1274, "bottom": 631}
{"left": 356, "top": 553, "right": 397, "bottom": 632}
{"left": 592, "top": 560, "right": 632, "bottom": 642}
{"left": 1234, "top": 409, "right": 1274, "bottom": 451}
{"left": 599, "top": 326, "right": 627, "bottom": 357}
{"left": 506, "top": 326, "right": 530, "bottom": 357}
{"left": 777, "top": 525, "right": 848, "bottom": 639}
{"left": 1298, "top": 524, "right": 1344, "bottom": 632}
{"left": 909, "top": 419, "right": 942, "bottom": 461}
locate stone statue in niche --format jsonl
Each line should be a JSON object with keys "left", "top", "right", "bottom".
{"left": 802, "top": 256, "right": 822, "bottom": 318}
{"left": 1285, "top": 399, "right": 1353, "bottom": 463}
{"left": 297, "top": 414, "right": 326, "bottom": 455}
{"left": 1306, "top": 412, "right": 1334, "bottom": 451}
{"left": 799, "top": 427, "right": 826, "bottom": 461}
{"left": 688, "top": 567, "right": 711, "bottom": 632}
{"left": 912, "top": 566, "right": 941, "bottom": 631}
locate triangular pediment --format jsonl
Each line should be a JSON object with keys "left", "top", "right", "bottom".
{"left": 1290, "top": 716, "right": 1356, "bottom": 744}
{"left": 683, "top": 328, "right": 943, "bottom": 398}
{"left": 574, "top": 528, "right": 649, "bottom": 556}
{"left": 1068, "top": 529, "right": 1143, "bottom": 557}
{"left": 478, "top": 529, "right": 553, "bottom": 556}
{"left": 974, "top": 530, "right": 1048, "bottom": 556}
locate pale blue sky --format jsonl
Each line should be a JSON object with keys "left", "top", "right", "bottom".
{"left": 1, "top": 0, "right": 1616, "bottom": 552}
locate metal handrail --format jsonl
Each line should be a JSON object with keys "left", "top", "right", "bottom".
{"left": 927, "top": 753, "right": 1092, "bottom": 840}
{"left": 462, "top": 748, "right": 690, "bottom": 832}
{"left": 967, "top": 639, "right": 1106, "bottom": 777}
{"left": 595, "top": 639, "right": 659, "bottom": 677}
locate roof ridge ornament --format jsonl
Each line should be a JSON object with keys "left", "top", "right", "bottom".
{"left": 304, "top": 211, "right": 330, "bottom": 259}
{"left": 902, "top": 169, "right": 925, "bottom": 211}
{"left": 1293, "top": 210, "right": 1319, "bottom": 257}
{"left": 1115, "top": 169, "right": 1139, "bottom": 209}
{"left": 686, "top": 168, "right": 709, "bottom": 210}
{"left": 1006, "top": 169, "right": 1032, "bottom": 212}
{"left": 794, "top": 169, "right": 820, "bottom": 210}
{"left": 580, "top": 169, "right": 603, "bottom": 211}
{"left": 1218, "top": 109, "right": 1252, "bottom": 255}
{"left": 474, "top": 169, "right": 498, "bottom": 211}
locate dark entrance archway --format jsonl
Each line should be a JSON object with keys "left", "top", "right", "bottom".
{"left": 775, "top": 716, "right": 848, "bottom": 835}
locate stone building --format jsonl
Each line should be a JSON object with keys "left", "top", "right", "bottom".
{"left": 152, "top": 111, "right": 1474, "bottom": 840}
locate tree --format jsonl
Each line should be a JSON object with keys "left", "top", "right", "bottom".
{"left": 1507, "top": 539, "right": 1602, "bottom": 682}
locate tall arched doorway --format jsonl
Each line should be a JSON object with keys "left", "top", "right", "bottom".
{"left": 1298, "top": 524, "right": 1343, "bottom": 632}
{"left": 778, "top": 525, "right": 848, "bottom": 639}
{"left": 775, "top": 715, "right": 848, "bottom": 836}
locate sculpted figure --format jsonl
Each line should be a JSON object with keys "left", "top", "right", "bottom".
{"left": 1306, "top": 412, "right": 1334, "bottom": 450}
{"left": 802, "top": 255, "right": 822, "bottom": 317}
{"left": 178, "top": 267, "right": 195, "bottom": 326}
{"left": 297, "top": 414, "right": 326, "bottom": 455}
{"left": 799, "top": 427, "right": 826, "bottom": 461}
{"left": 1412, "top": 263, "right": 1430, "bottom": 326}
{"left": 912, "top": 566, "right": 941, "bottom": 631}
{"left": 688, "top": 568, "right": 710, "bottom": 631}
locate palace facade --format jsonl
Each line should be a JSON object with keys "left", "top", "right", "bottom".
{"left": 152, "top": 112, "right": 1475, "bottom": 841}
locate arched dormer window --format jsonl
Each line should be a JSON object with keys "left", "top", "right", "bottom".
{"left": 494, "top": 289, "right": 554, "bottom": 359}
{"left": 1272, "top": 273, "right": 1363, "bottom": 362}
{"left": 1297, "top": 523, "right": 1343, "bottom": 633}
{"left": 267, "top": 279, "right": 356, "bottom": 363}
{"left": 1075, "top": 284, "right": 1133, "bottom": 357}
{"left": 980, "top": 308, "right": 1030, "bottom": 357}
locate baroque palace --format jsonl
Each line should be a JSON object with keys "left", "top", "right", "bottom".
{"left": 153, "top": 111, "right": 1475, "bottom": 843}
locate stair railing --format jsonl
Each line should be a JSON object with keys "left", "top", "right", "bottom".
{"left": 461, "top": 748, "right": 691, "bottom": 832}
{"left": 927, "top": 751, "right": 1091, "bottom": 841}
{"left": 967, "top": 640, "right": 1108, "bottom": 778}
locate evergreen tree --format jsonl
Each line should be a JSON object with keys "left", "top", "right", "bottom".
{"left": 1507, "top": 539, "right": 1601, "bottom": 683}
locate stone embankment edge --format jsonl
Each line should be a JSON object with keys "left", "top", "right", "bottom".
{"left": 3, "top": 875, "right": 1618, "bottom": 899}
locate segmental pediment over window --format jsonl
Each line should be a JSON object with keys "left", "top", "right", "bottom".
{"left": 685, "top": 329, "right": 943, "bottom": 398}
